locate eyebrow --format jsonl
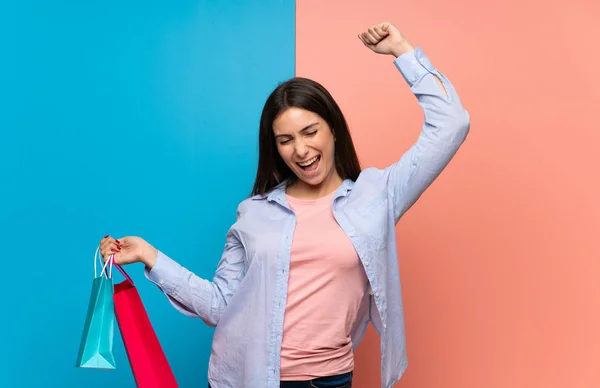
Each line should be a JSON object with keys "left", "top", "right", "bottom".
{"left": 275, "top": 122, "right": 319, "bottom": 139}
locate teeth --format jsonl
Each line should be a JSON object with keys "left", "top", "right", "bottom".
{"left": 298, "top": 156, "right": 319, "bottom": 167}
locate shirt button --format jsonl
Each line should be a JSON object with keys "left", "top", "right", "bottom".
{"left": 159, "top": 279, "right": 165, "bottom": 285}
{"left": 419, "top": 58, "right": 425, "bottom": 63}
{"left": 365, "top": 261, "right": 369, "bottom": 266}
{"left": 383, "top": 324, "right": 387, "bottom": 329}
{"left": 349, "top": 231, "right": 355, "bottom": 237}
{"left": 375, "top": 292, "right": 380, "bottom": 297}
{"left": 411, "top": 59, "right": 417, "bottom": 65}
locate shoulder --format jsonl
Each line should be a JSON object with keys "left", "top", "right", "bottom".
{"left": 235, "top": 196, "right": 255, "bottom": 218}
{"left": 225, "top": 197, "right": 261, "bottom": 239}
{"left": 353, "top": 167, "right": 390, "bottom": 193}
{"left": 235, "top": 181, "right": 289, "bottom": 218}
{"left": 357, "top": 166, "right": 387, "bottom": 183}
{"left": 234, "top": 194, "right": 270, "bottom": 220}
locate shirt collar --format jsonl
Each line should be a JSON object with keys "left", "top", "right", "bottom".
{"left": 252, "top": 178, "right": 355, "bottom": 205}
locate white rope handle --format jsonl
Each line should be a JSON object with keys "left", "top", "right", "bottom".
{"left": 94, "top": 246, "right": 113, "bottom": 279}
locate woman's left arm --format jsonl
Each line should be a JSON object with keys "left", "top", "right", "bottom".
{"left": 359, "top": 21, "right": 470, "bottom": 223}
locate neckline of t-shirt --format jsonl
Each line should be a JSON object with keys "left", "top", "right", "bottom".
{"left": 285, "top": 189, "right": 337, "bottom": 205}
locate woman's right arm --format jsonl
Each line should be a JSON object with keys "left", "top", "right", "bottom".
{"left": 102, "top": 202, "right": 247, "bottom": 327}
{"left": 142, "top": 224, "right": 246, "bottom": 327}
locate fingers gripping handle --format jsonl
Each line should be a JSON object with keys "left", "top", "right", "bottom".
{"left": 93, "top": 246, "right": 133, "bottom": 285}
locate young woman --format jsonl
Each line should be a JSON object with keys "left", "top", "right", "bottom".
{"left": 100, "top": 20, "right": 469, "bottom": 388}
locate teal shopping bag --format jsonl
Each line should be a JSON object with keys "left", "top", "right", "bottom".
{"left": 75, "top": 248, "right": 116, "bottom": 369}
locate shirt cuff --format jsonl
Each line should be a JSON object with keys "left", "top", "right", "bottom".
{"left": 144, "top": 251, "right": 183, "bottom": 295}
{"left": 393, "top": 46, "right": 435, "bottom": 86}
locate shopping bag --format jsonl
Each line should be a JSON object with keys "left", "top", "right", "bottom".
{"left": 75, "top": 247, "right": 116, "bottom": 369}
{"left": 112, "top": 262, "right": 178, "bottom": 387}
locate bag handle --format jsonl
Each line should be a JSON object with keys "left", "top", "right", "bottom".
{"left": 111, "top": 259, "right": 134, "bottom": 285}
{"left": 94, "top": 246, "right": 113, "bottom": 279}
{"left": 93, "top": 246, "right": 134, "bottom": 285}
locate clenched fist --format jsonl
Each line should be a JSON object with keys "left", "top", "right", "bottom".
{"left": 358, "top": 21, "right": 414, "bottom": 57}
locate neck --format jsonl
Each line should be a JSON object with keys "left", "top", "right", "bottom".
{"left": 286, "top": 172, "right": 343, "bottom": 200}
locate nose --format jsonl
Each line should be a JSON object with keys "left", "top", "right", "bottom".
{"left": 294, "top": 140, "right": 309, "bottom": 159}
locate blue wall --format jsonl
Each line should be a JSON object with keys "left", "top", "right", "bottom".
{"left": 0, "top": 1, "right": 295, "bottom": 386}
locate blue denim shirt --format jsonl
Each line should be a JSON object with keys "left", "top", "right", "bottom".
{"left": 145, "top": 47, "right": 470, "bottom": 388}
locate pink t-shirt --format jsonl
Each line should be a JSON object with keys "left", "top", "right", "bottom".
{"left": 280, "top": 190, "right": 369, "bottom": 380}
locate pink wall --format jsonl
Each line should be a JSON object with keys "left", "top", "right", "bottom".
{"left": 296, "top": 1, "right": 600, "bottom": 387}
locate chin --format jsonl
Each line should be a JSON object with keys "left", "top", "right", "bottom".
{"left": 296, "top": 174, "right": 326, "bottom": 187}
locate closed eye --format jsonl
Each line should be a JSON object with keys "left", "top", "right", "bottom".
{"left": 277, "top": 127, "right": 317, "bottom": 145}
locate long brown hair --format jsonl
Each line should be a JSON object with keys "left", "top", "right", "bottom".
{"left": 251, "top": 77, "right": 361, "bottom": 196}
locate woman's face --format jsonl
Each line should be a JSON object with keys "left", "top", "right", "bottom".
{"left": 273, "top": 107, "right": 339, "bottom": 189}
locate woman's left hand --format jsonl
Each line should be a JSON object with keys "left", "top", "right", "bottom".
{"left": 358, "top": 21, "right": 415, "bottom": 57}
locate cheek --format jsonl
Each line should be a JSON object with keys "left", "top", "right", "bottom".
{"left": 277, "top": 146, "right": 294, "bottom": 165}
{"left": 324, "top": 138, "right": 336, "bottom": 160}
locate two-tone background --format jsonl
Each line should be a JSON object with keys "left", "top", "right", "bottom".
{"left": 1, "top": 0, "right": 599, "bottom": 387}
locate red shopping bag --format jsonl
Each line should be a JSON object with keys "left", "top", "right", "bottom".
{"left": 111, "top": 261, "right": 178, "bottom": 387}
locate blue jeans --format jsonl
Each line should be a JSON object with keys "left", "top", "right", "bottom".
{"left": 208, "top": 371, "right": 353, "bottom": 388}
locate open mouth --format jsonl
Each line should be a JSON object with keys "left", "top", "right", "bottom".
{"left": 297, "top": 155, "right": 321, "bottom": 172}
